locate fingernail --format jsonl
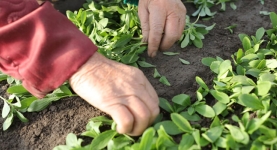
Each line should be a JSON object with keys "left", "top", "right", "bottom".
{"left": 150, "top": 51, "right": 157, "bottom": 57}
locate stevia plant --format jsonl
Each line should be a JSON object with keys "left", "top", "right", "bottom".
{"left": 0, "top": 72, "right": 75, "bottom": 130}
{"left": 185, "top": 0, "right": 237, "bottom": 17}
{"left": 179, "top": 15, "right": 215, "bottom": 48}
{"left": 66, "top": 0, "right": 145, "bottom": 67}
{"left": 54, "top": 12, "right": 277, "bottom": 150}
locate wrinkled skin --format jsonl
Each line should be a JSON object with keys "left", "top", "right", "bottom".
{"left": 69, "top": 52, "right": 160, "bottom": 136}
{"left": 138, "top": 0, "right": 187, "bottom": 57}
{"left": 69, "top": 0, "right": 186, "bottom": 136}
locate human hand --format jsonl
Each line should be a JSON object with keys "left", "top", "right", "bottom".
{"left": 138, "top": 0, "right": 186, "bottom": 57}
{"left": 69, "top": 52, "right": 160, "bottom": 136}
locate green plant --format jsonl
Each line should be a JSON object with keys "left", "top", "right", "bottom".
{"left": 179, "top": 16, "right": 215, "bottom": 48}
{"left": 0, "top": 74, "right": 75, "bottom": 130}
{"left": 225, "top": 24, "right": 237, "bottom": 34}
{"left": 55, "top": 12, "right": 277, "bottom": 150}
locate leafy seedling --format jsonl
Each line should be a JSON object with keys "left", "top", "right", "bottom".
{"left": 225, "top": 24, "right": 237, "bottom": 34}
{"left": 179, "top": 16, "right": 216, "bottom": 48}
{"left": 179, "top": 58, "right": 190, "bottom": 65}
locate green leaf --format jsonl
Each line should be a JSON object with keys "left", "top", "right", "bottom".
{"left": 195, "top": 104, "right": 215, "bottom": 118}
{"left": 225, "top": 125, "right": 245, "bottom": 142}
{"left": 172, "top": 94, "right": 191, "bottom": 107}
{"left": 153, "top": 68, "right": 161, "bottom": 78}
{"left": 156, "top": 126, "right": 176, "bottom": 148}
{"left": 213, "top": 102, "right": 227, "bottom": 115}
{"left": 15, "top": 111, "right": 28, "bottom": 123}
{"left": 3, "top": 112, "right": 13, "bottom": 131}
{"left": 237, "top": 94, "right": 264, "bottom": 110}
{"left": 181, "top": 34, "right": 190, "bottom": 48}
{"left": 247, "top": 111, "right": 271, "bottom": 134}
{"left": 86, "top": 120, "right": 102, "bottom": 134}
{"left": 202, "top": 126, "right": 223, "bottom": 143}
{"left": 59, "top": 85, "right": 72, "bottom": 95}
{"left": 201, "top": 57, "right": 216, "bottom": 66}
{"left": 19, "top": 97, "right": 37, "bottom": 109}
{"left": 139, "top": 128, "right": 155, "bottom": 150}
{"left": 163, "top": 52, "right": 179, "bottom": 56}
{"left": 205, "top": 23, "right": 216, "bottom": 30}
{"left": 90, "top": 130, "right": 117, "bottom": 150}
{"left": 195, "top": 76, "right": 209, "bottom": 91}
{"left": 270, "top": 12, "right": 277, "bottom": 27}
{"left": 137, "top": 61, "right": 156, "bottom": 68}
{"left": 266, "top": 59, "right": 277, "bottom": 68}
{"left": 80, "top": 11, "right": 87, "bottom": 25}
{"left": 159, "top": 97, "right": 174, "bottom": 113}
{"left": 256, "top": 81, "right": 271, "bottom": 96}
{"left": 90, "top": 116, "right": 113, "bottom": 125}
{"left": 179, "top": 134, "right": 195, "bottom": 150}
{"left": 99, "top": 18, "right": 109, "bottom": 27}
{"left": 180, "top": 111, "right": 201, "bottom": 122}
{"left": 210, "top": 116, "right": 222, "bottom": 128}
{"left": 256, "top": 27, "right": 265, "bottom": 40}
{"left": 7, "top": 85, "right": 28, "bottom": 94}
{"left": 66, "top": 133, "right": 82, "bottom": 147}
{"left": 210, "top": 61, "right": 221, "bottom": 74}
{"left": 171, "top": 113, "right": 193, "bottom": 133}
{"left": 27, "top": 99, "right": 52, "bottom": 112}
{"left": 230, "top": 2, "right": 237, "bottom": 10}
{"left": 226, "top": 134, "right": 239, "bottom": 149}
{"left": 218, "top": 60, "right": 231, "bottom": 79}
{"left": 192, "top": 130, "right": 201, "bottom": 147}
{"left": 113, "top": 34, "right": 132, "bottom": 48}
{"left": 215, "top": 137, "right": 227, "bottom": 148}
{"left": 121, "top": 53, "right": 139, "bottom": 64}
{"left": 154, "top": 121, "right": 183, "bottom": 135}
{"left": 179, "top": 58, "right": 190, "bottom": 65}
{"left": 2, "top": 100, "right": 10, "bottom": 118}
{"left": 242, "top": 36, "right": 251, "bottom": 50}
{"left": 192, "top": 36, "right": 203, "bottom": 48}
{"left": 259, "top": 73, "right": 275, "bottom": 82}
{"left": 159, "top": 76, "right": 171, "bottom": 86}
{"left": 210, "top": 90, "right": 230, "bottom": 104}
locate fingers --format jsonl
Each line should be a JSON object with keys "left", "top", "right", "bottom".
{"left": 160, "top": 14, "right": 186, "bottom": 51}
{"left": 138, "top": 0, "right": 150, "bottom": 44}
{"left": 144, "top": 80, "right": 160, "bottom": 125}
{"left": 126, "top": 96, "right": 152, "bottom": 136}
{"left": 138, "top": 0, "right": 186, "bottom": 57}
{"left": 105, "top": 96, "right": 152, "bottom": 136}
{"left": 105, "top": 104, "right": 134, "bottom": 134}
{"left": 147, "top": 5, "right": 166, "bottom": 57}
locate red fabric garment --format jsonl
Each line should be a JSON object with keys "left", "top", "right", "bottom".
{"left": 0, "top": 0, "right": 97, "bottom": 98}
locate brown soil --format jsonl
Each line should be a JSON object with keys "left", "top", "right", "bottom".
{"left": 0, "top": 0, "right": 276, "bottom": 149}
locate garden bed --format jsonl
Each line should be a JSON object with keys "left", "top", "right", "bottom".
{"left": 0, "top": 0, "right": 276, "bottom": 149}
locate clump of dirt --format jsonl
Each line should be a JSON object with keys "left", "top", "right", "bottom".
{"left": 0, "top": 0, "right": 276, "bottom": 149}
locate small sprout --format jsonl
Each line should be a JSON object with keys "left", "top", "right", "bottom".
{"left": 159, "top": 76, "right": 171, "bottom": 86}
{"left": 225, "top": 24, "right": 237, "bottom": 34}
{"left": 260, "top": 11, "right": 270, "bottom": 15}
{"left": 163, "top": 52, "right": 180, "bottom": 56}
{"left": 153, "top": 68, "right": 161, "bottom": 78}
{"left": 137, "top": 61, "right": 156, "bottom": 68}
{"left": 179, "top": 58, "right": 190, "bottom": 65}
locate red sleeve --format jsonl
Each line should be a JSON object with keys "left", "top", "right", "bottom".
{"left": 0, "top": 0, "right": 98, "bottom": 98}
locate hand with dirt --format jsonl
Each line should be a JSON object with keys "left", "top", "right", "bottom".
{"left": 138, "top": 0, "right": 186, "bottom": 57}
{"left": 69, "top": 52, "right": 160, "bottom": 136}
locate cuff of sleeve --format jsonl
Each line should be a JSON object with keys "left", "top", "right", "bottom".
{"left": 123, "top": 0, "right": 139, "bottom": 5}
{"left": 0, "top": 2, "right": 97, "bottom": 98}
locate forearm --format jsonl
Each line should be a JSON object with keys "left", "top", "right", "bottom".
{"left": 0, "top": 0, "right": 97, "bottom": 98}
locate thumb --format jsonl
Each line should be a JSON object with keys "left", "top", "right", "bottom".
{"left": 104, "top": 105, "right": 134, "bottom": 134}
